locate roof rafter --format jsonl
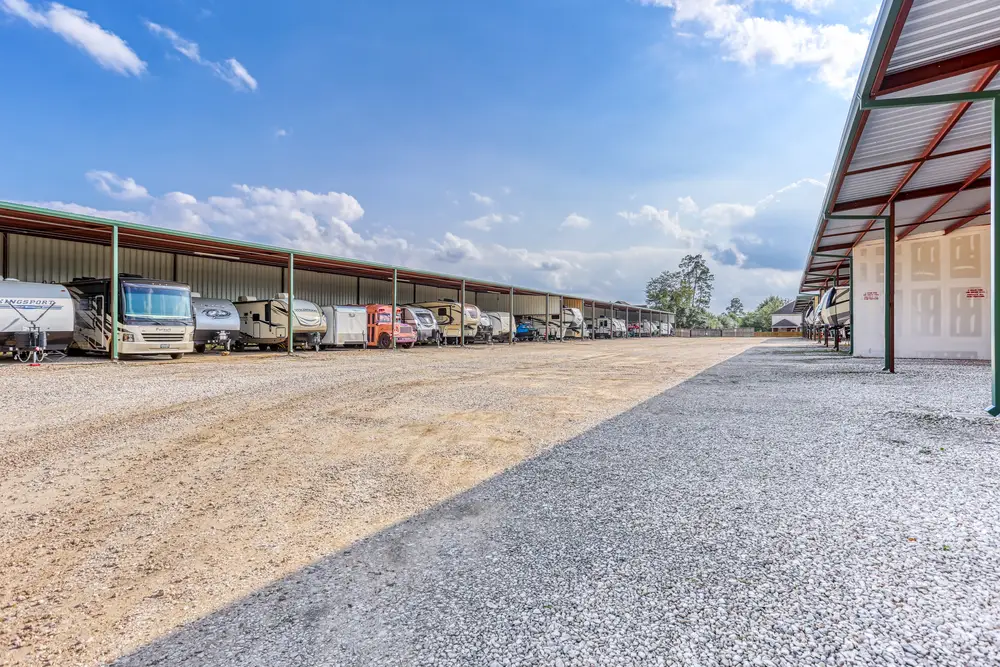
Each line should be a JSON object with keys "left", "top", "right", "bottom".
{"left": 943, "top": 202, "right": 991, "bottom": 235}
{"left": 876, "top": 44, "right": 1000, "bottom": 97}
{"left": 897, "top": 159, "right": 991, "bottom": 240}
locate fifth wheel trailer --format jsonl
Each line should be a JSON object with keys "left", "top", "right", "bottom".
{"left": 234, "top": 294, "right": 327, "bottom": 351}
{"left": 0, "top": 278, "right": 75, "bottom": 361}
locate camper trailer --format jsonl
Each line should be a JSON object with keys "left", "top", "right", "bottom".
{"left": 595, "top": 316, "right": 614, "bottom": 339}
{"left": 640, "top": 320, "right": 653, "bottom": 337}
{"left": 475, "top": 313, "right": 494, "bottom": 344}
{"left": 64, "top": 275, "right": 194, "bottom": 358}
{"left": 819, "top": 287, "right": 851, "bottom": 328}
{"left": 413, "top": 300, "right": 480, "bottom": 344}
{"left": 555, "top": 307, "right": 584, "bottom": 339}
{"left": 1, "top": 278, "right": 75, "bottom": 362}
{"left": 234, "top": 294, "right": 327, "bottom": 351}
{"left": 365, "top": 304, "right": 416, "bottom": 349}
{"left": 400, "top": 306, "right": 442, "bottom": 345}
{"left": 485, "top": 311, "right": 513, "bottom": 342}
{"left": 320, "top": 305, "right": 367, "bottom": 348}
{"left": 192, "top": 294, "right": 241, "bottom": 353}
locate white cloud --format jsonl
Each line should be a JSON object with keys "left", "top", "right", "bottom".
{"left": 560, "top": 213, "right": 591, "bottom": 230}
{"left": 275, "top": 128, "right": 288, "bottom": 138}
{"left": 86, "top": 170, "right": 150, "bottom": 200}
{"left": 470, "top": 191, "right": 495, "bottom": 206}
{"left": 432, "top": 232, "right": 482, "bottom": 263}
{"left": 144, "top": 20, "right": 257, "bottom": 91}
{"left": 465, "top": 213, "right": 503, "bottom": 231}
{"left": 785, "top": 0, "right": 833, "bottom": 13}
{"left": 1, "top": 0, "right": 146, "bottom": 76}
{"left": 640, "top": 0, "right": 870, "bottom": 95}
{"left": 862, "top": 4, "right": 879, "bottom": 27}
{"left": 619, "top": 205, "right": 706, "bottom": 245}
{"left": 22, "top": 200, "right": 148, "bottom": 224}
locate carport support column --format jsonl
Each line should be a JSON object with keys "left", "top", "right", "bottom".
{"left": 883, "top": 203, "right": 895, "bottom": 373}
{"left": 544, "top": 293, "right": 550, "bottom": 342}
{"left": 990, "top": 97, "right": 1000, "bottom": 415}
{"left": 509, "top": 286, "right": 514, "bottom": 345}
{"left": 460, "top": 280, "right": 466, "bottom": 347}
{"left": 286, "top": 252, "right": 294, "bottom": 355}
{"left": 559, "top": 295, "right": 565, "bottom": 341}
{"left": 392, "top": 268, "right": 398, "bottom": 351}
{"left": 849, "top": 258, "right": 855, "bottom": 354}
{"left": 110, "top": 225, "right": 119, "bottom": 361}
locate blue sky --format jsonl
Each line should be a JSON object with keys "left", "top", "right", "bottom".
{"left": 0, "top": 0, "right": 878, "bottom": 310}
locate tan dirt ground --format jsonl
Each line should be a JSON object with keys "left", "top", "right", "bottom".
{"left": 0, "top": 337, "right": 760, "bottom": 666}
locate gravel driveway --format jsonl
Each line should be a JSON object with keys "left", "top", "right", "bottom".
{"left": 115, "top": 342, "right": 1000, "bottom": 667}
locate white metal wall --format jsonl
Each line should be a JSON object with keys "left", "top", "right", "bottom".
{"left": 293, "top": 270, "right": 358, "bottom": 306}
{"left": 413, "top": 284, "right": 459, "bottom": 303}
{"left": 853, "top": 227, "right": 990, "bottom": 360}
{"left": 176, "top": 255, "right": 282, "bottom": 302}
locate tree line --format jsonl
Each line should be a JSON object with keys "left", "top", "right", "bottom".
{"left": 644, "top": 254, "right": 787, "bottom": 330}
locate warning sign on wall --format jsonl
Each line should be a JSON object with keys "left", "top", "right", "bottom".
{"left": 863, "top": 291, "right": 879, "bottom": 301}
{"left": 967, "top": 288, "right": 986, "bottom": 299}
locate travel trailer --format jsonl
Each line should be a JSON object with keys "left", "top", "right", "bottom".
{"left": 595, "top": 316, "right": 614, "bottom": 339}
{"left": 475, "top": 313, "right": 494, "bottom": 344}
{"left": 192, "top": 294, "right": 241, "bottom": 353}
{"left": 320, "top": 305, "right": 367, "bottom": 348}
{"left": 400, "top": 306, "right": 442, "bottom": 345}
{"left": 555, "top": 307, "right": 584, "bottom": 338}
{"left": 412, "top": 300, "right": 480, "bottom": 344}
{"left": 819, "top": 287, "right": 851, "bottom": 329}
{"left": 640, "top": 320, "right": 653, "bottom": 337}
{"left": 485, "top": 311, "right": 513, "bottom": 342}
{"left": 365, "top": 304, "right": 417, "bottom": 349}
{"left": 0, "top": 278, "right": 75, "bottom": 363}
{"left": 234, "top": 293, "right": 327, "bottom": 351}
{"left": 64, "top": 275, "right": 194, "bottom": 359}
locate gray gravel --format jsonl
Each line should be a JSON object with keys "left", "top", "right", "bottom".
{"left": 115, "top": 342, "right": 1000, "bottom": 666}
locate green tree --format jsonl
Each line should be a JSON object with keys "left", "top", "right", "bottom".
{"left": 645, "top": 254, "right": 716, "bottom": 329}
{"left": 724, "top": 297, "right": 744, "bottom": 319}
{"left": 740, "top": 295, "right": 788, "bottom": 331}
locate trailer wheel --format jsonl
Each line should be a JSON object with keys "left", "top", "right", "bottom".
{"left": 401, "top": 342, "right": 414, "bottom": 349}
{"left": 194, "top": 343, "right": 207, "bottom": 354}
{"left": 377, "top": 332, "right": 392, "bottom": 349}
{"left": 170, "top": 353, "right": 184, "bottom": 360}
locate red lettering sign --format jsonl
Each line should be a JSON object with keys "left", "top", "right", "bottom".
{"left": 863, "top": 291, "right": 879, "bottom": 301}
{"left": 967, "top": 288, "right": 986, "bottom": 299}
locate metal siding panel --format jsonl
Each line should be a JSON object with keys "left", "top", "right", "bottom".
{"left": 120, "top": 248, "right": 174, "bottom": 280}
{"left": 176, "top": 255, "right": 281, "bottom": 301}
{"left": 838, "top": 164, "right": 915, "bottom": 202}
{"left": 414, "top": 284, "right": 458, "bottom": 302}
{"left": 358, "top": 277, "right": 392, "bottom": 304}
{"left": 888, "top": 0, "right": 1000, "bottom": 73}
{"left": 7, "top": 234, "right": 111, "bottom": 283}
{"left": 933, "top": 100, "right": 992, "bottom": 153}
{"left": 513, "top": 295, "right": 549, "bottom": 315}
{"left": 903, "top": 147, "right": 990, "bottom": 191}
{"left": 292, "top": 270, "right": 358, "bottom": 306}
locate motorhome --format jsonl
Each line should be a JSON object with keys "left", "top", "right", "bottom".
{"left": 234, "top": 293, "right": 327, "bottom": 351}
{"left": 320, "top": 305, "right": 367, "bottom": 348}
{"left": 412, "top": 300, "right": 480, "bottom": 344}
{"left": 400, "top": 306, "right": 442, "bottom": 345}
{"left": 0, "top": 278, "right": 75, "bottom": 362}
{"left": 485, "top": 311, "right": 513, "bottom": 342}
{"left": 64, "top": 275, "right": 194, "bottom": 358}
{"left": 365, "top": 304, "right": 416, "bottom": 349}
{"left": 192, "top": 294, "right": 241, "bottom": 353}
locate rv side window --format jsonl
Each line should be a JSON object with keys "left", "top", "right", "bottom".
{"left": 264, "top": 303, "right": 271, "bottom": 321}
{"left": 438, "top": 308, "right": 447, "bottom": 317}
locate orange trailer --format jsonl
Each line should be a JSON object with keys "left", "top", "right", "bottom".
{"left": 365, "top": 304, "right": 417, "bottom": 349}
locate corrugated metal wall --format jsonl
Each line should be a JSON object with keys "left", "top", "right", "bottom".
{"left": 358, "top": 277, "right": 393, "bottom": 304}
{"left": 513, "top": 295, "right": 561, "bottom": 315}
{"left": 472, "top": 292, "right": 512, "bottom": 311}
{"left": 413, "top": 284, "right": 459, "bottom": 303}
{"left": 293, "top": 270, "right": 358, "bottom": 306}
{"left": 7, "top": 234, "right": 110, "bottom": 282}
{"left": 564, "top": 298, "right": 583, "bottom": 310}
{"left": 176, "top": 255, "right": 282, "bottom": 301}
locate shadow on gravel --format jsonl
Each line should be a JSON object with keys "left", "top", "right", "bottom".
{"left": 112, "top": 342, "right": 1000, "bottom": 667}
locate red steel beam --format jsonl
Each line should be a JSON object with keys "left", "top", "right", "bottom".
{"left": 870, "top": 0, "right": 915, "bottom": 95}
{"left": 832, "top": 177, "right": 991, "bottom": 212}
{"left": 876, "top": 44, "right": 1000, "bottom": 97}
{"left": 844, "top": 144, "right": 990, "bottom": 177}
{"left": 943, "top": 202, "right": 991, "bottom": 235}
{"left": 897, "top": 160, "right": 991, "bottom": 240}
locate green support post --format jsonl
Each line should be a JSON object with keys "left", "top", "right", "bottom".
{"left": 110, "top": 225, "right": 119, "bottom": 361}
{"left": 990, "top": 98, "right": 1000, "bottom": 416}
{"left": 286, "top": 252, "right": 295, "bottom": 355}
{"left": 509, "top": 286, "right": 514, "bottom": 345}
{"left": 544, "top": 293, "right": 549, "bottom": 342}
{"left": 460, "top": 280, "right": 466, "bottom": 347}
{"left": 849, "top": 256, "right": 855, "bottom": 356}
{"left": 392, "top": 268, "right": 398, "bottom": 351}
{"left": 884, "top": 203, "right": 895, "bottom": 373}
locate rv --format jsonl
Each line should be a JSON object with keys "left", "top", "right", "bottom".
{"left": 0, "top": 278, "right": 75, "bottom": 362}
{"left": 484, "top": 311, "right": 513, "bottom": 342}
{"left": 365, "top": 304, "right": 417, "bottom": 349}
{"left": 234, "top": 294, "right": 327, "bottom": 351}
{"left": 613, "top": 318, "right": 627, "bottom": 338}
{"left": 412, "top": 300, "right": 480, "bottom": 344}
{"left": 819, "top": 287, "right": 850, "bottom": 329}
{"left": 640, "top": 320, "right": 653, "bottom": 337}
{"left": 320, "top": 305, "right": 367, "bottom": 348}
{"left": 400, "top": 306, "right": 442, "bottom": 345}
{"left": 555, "top": 307, "right": 584, "bottom": 338}
{"left": 64, "top": 275, "right": 194, "bottom": 359}
{"left": 192, "top": 294, "right": 241, "bottom": 353}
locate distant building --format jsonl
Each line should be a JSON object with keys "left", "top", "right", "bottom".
{"left": 771, "top": 301, "right": 801, "bottom": 332}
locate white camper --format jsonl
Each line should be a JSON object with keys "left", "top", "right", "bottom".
{"left": 819, "top": 287, "right": 850, "bottom": 329}
{"left": 0, "top": 278, "right": 75, "bottom": 362}
{"left": 320, "top": 305, "right": 367, "bottom": 348}
{"left": 485, "top": 311, "right": 513, "bottom": 342}
{"left": 401, "top": 306, "right": 442, "bottom": 345}
{"left": 192, "top": 294, "right": 241, "bottom": 353}
{"left": 234, "top": 294, "right": 327, "bottom": 351}
{"left": 640, "top": 320, "right": 653, "bottom": 337}
{"left": 65, "top": 275, "right": 195, "bottom": 359}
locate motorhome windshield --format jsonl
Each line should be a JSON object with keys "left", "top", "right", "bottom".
{"left": 122, "top": 282, "right": 193, "bottom": 324}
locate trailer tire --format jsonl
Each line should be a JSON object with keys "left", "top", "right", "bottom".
{"left": 194, "top": 344, "right": 207, "bottom": 354}
{"left": 170, "top": 353, "right": 184, "bottom": 360}
{"left": 377, "top": 332, "right": 392, "bottom": 349}
{"left": 401, "top": 342, "right": 414, "bottom": 349}
{"left": 66, "top": 346, "right": 85, "bottom": 357}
